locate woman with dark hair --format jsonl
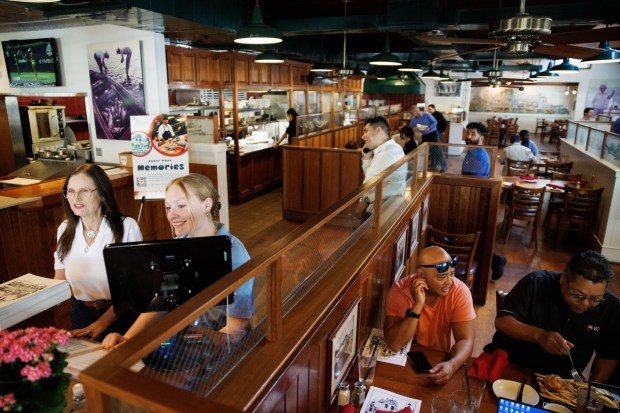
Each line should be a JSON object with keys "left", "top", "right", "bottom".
{"left": 102, "top": 173, "right": 252, "bottom": 349}
{"left": 54, "top": 164, "right": 142, "bottom": 340}
{"left": 273, "top": 108, "right": 298, "bottom": 148}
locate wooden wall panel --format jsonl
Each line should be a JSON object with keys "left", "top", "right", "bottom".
{"left": 302, "top": 151, "right": 321, "bottom": 212}
{"left": 284, "top": 150, "right": 304, "bottom": 211}
{"left": 340, "top": 154, "right": 363, "bottom": 198}
{"left": 320, "top": 152, "right": 340, "bottom": 210}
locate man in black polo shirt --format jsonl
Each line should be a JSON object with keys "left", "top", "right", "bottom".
{"left": 485, "top": 250, "right": 620, "bottom": 382}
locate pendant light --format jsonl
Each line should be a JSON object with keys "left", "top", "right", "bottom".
{"left": 398, "top": 52, "right": 423, "bottom": 72}
{"left": 235, "top": 1, "right": 282, "bottom": 45}
{"left": 538, "top": 62, "right": 559, "bottom": 78}
{"left": 369, "top": 37, "right": 402, "bottom": 66}
{"left": 310, "top": 39, "right": 333, "bottom": 72}
{"left": 421, "top": 63, "right": 441, "bottom": 80}
{"left": 581, "top": 41, "right": 620, "bottom": 64}
{"left": 255, "top": 50, "right": 283, "bottom": 64}
{"left": 549, "top": 58, "right": 579, "bottom": 74}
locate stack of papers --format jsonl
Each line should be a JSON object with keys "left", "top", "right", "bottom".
{"left": 0, "top": 273, "right": 71, "bottom": 329}
{"left": 58, "top": 337, "right": 144, "bottom": 378}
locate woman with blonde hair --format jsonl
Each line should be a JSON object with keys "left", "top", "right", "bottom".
{"left": 102, "top": 173, "right": 251, "bottom": 349}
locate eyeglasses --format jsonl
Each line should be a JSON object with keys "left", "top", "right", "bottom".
{"left": 420, "top": 256, "right": 458, "bottom": 274}
{"left": 62, "top": 188, "right": 97, "bottom": 199}
{"left": 566, "top": 276, "right": 606, "bottom": 304}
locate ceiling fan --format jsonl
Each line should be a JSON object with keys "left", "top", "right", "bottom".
{"left": 415, "top": 0, "right": 620, "bottom": 59}
{"left": 456, "top": 49, "right": 534, "bottom": 88}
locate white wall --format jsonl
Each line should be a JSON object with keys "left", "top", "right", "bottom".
{"left": 420, "top": 61, "right": 620, "bottom": 132}
{"left": 0, "top": 24, "right": 169, "bottom": 164}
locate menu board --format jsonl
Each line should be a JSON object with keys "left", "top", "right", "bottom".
{"left": 130, "top": 114, "right": 189, "bottom": 199}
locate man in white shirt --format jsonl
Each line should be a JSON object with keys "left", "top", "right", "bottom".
{"left": 357, "top": 116, "right": 406, "bottom": 215}
{"left": 498, "top": 134, "right": 537, "bottom": 175}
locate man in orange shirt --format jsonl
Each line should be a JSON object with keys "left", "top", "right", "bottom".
{"left": 384, "top": 246, "right": 476, "bottom": 385}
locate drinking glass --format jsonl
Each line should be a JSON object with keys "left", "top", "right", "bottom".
{"left": 576, "top": 388, "right": 604, "bottom": 413}
{"left": 357, "top": 347, "right": 377, "bottom": 386}
{"left": 431, "top": 397, "right": 451, "bottom": 413}
{"left": 451, "top": 390, "right": 475, "bottom": 413}
{"left": 461, "top": 375, "right": 486, "bottom": 413}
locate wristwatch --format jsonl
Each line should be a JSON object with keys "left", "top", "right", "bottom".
{"left": 405, "top": 308, "right": 420, "bottom": 319}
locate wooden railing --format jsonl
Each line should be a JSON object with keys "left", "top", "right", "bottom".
{"left": 80, "top": 143, "right": 502, "bottom": 412}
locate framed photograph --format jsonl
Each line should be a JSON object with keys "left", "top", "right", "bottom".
{"left": 393, "top": 227, "right": 408, "bottom": 282}
{"left": 408, "top": 208, "right": 421, "bottom": 257}
{"left": 435, "top": 81, "right": 462, "bottom": 97}
{"left": 422, "top": 195, "right": 430, "bottom": 230}
{"left": 327, "top": 296, "right": 360, "bottom": 404}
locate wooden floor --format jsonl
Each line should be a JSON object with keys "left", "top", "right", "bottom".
{"left": 228, "top": 133, "right": 620, "bottom": 357}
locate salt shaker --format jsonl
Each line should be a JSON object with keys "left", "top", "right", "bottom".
{"left": 351, "top": 379, "right": 366, "bottom": 407}
{"left": 337, "top": 381, "right": 351, "bottom": 406}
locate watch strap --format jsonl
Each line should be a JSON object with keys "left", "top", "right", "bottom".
{"left": 406, "top": 308, "right": 420, "bottom": 319}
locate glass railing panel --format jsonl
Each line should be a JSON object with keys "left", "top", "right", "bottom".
{"left": 135, "top": 268, "right": 268, "bottom": 397}
{"left": 586, "top": 129, "right": 605, "bottom": 157}
{"left": 603, "top": 133, "right": 620, "bottom": 167}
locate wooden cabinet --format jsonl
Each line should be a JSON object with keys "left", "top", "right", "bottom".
{"left": 271, "top": 64, "right": 290, "bottom": 86}
{"left": 219, "top": 55, "right": 233, "bottom": 85}
{"left": 250, "top": 61, "right": 271, "bottom": 85}
{"left": 235, "top": 56, "right": 249, "bottom": 85}
{"left": 292, "top": 65, "right": 308, "bottom": 86}
{"left": 196, "top": 53, "right": 220, "bottom": 86}
{"left": 166, "top": 48, "right": 196, "bottom": 85}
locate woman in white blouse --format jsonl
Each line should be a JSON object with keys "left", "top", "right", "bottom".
{"left": 54, "top": 164, "right": 142, "bottom": 341}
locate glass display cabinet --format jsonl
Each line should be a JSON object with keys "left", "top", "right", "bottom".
{"left": 298, "top": 112, "right": 330, "bottom": 134}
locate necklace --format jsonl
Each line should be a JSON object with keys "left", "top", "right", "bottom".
{"left": 86, "top": 229, "right": 97, "bottom": 238}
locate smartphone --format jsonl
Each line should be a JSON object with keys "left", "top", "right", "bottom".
{"left": 407, "top": 351, "right": 432, "bottom": 373}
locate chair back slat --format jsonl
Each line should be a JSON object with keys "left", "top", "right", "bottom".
{"left": 427, "top": 225, "right": 481, "bottom": 290}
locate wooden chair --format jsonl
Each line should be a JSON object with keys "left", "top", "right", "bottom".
{"left": 534, "top": 118, "right": 546, "bottom": 136}
{"left": 427, "top": 225, "right": 481, "bottom": 290}
{"left": 543, "top": 173, "right": 583, "bottom": 229}
{"left": 506, "top": 159, "right": 533, "bottom": 176}
{"left": 540, "top": 122, "right": 553, "bottom": 142}
{"left": 544, "top": 161, "right": 573, "bottom": 179}
{"left": 556, "top": 186, "right": 604, "bottom": 247}
{"left": 504, "top": 184, "right": 546, "bottom": 249}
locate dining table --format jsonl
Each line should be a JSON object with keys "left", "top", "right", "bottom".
{"left": 329, "top": 343, "right": 537, "bottom": 413}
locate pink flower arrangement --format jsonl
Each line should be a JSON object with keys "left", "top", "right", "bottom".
{"left": 0, "top": 327, "right": 70, "bottom": 412}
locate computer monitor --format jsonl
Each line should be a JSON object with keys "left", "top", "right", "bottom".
{"left": 103, "top": 236, "right": 232, "bottom": 316}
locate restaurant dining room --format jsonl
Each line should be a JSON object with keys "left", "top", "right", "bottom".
{"left": 1, "top": 0, "right": 620, "bottom": 412}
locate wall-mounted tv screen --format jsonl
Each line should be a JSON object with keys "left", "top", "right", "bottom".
{"left": 2, "top": 38, "right": 61, "bottom": 87}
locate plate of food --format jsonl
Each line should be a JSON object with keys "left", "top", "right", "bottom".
{"left": 492, "top": 379, "right": 540, "bottom": 405}
{"left": 542, "top": 402, "right": 572, "bottom": 413}
{"left": 534, "top": 373, "right": 620, "bottom": 410}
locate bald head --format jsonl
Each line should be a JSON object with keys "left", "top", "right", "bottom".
{"left": 418, "top": 246, "right": 451, "bottom": 266}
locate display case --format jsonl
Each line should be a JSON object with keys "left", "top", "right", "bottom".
{"left": 358, "top": 107, "right": 376, "bottom": 121}
{"left": 293, "top": 91, "right": 306, "bottom": 115}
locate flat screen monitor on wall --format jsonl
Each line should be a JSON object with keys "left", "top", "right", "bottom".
{"left": 2, "top": 38, "right": 62, "bottom": 87}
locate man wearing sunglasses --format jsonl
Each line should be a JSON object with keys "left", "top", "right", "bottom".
{"left": 384, "top": 246, "right": 476, "bottom": 385}
{"left": 486, "top": 250, "right": 620, "bottom": 383}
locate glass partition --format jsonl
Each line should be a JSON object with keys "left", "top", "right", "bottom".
{"left": 308, "top": 91, "right": 319, "bottom": 114}
{"left": 359, "top": 107, "right": 376, "bottom": 121}
{"left": 321, "top": 91, "right": 333, "bottom": 114}
{"left": 603, "top": 134, "right": 620, "bottom": 167}
{"left": 292, "top": 91, "right": 306, "bottom": 115}
{"left": 298, "top": 112, "right": 330, "bottom": 134}
{"left": 343, "top": 109, "right": 357, "bottom": 126}
{"left": 334, "top": 110, "right": 345, "bottom": 128}
{"left": 377, "top": 105, "right": 390, "bottom": 117}
{"left": 567, "top": 120, "right": 620, "bottom": 164}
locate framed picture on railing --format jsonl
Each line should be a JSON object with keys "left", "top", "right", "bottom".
{"left": 422, "top": 194, "right": 430, "bottom": 230}
{"left": 393, "top": 227, "right": 408, "bottom": 282}
{"left": 408, "top": 207, "right": 421, "bottom": 258}
{"left": 327, "top": 296, "right": 360, "bottom": 404}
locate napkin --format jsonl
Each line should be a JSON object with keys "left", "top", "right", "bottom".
{"left": 546, "top": 184, "right": 564, "bottom": 190}
{"left": 520, "top": 176, "right": 537, "bottom": 181}
{"left": 342, "top": 404, "right": 355, "bottom": 413}
{"left": 376, "top": 407, "right": 412, "bottom": 413}
{"left": 567, "top": 178, "right": 588, "bottom": 185}
{"left": 467, "top": 349, "right": 509, "bottom": 383}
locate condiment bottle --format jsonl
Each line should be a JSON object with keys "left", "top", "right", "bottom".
{"left": 337, "top": 381, "right": 350, "bottom": 406}
{"left": 351, "top": 379, "right": 366, "bottom": 407}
